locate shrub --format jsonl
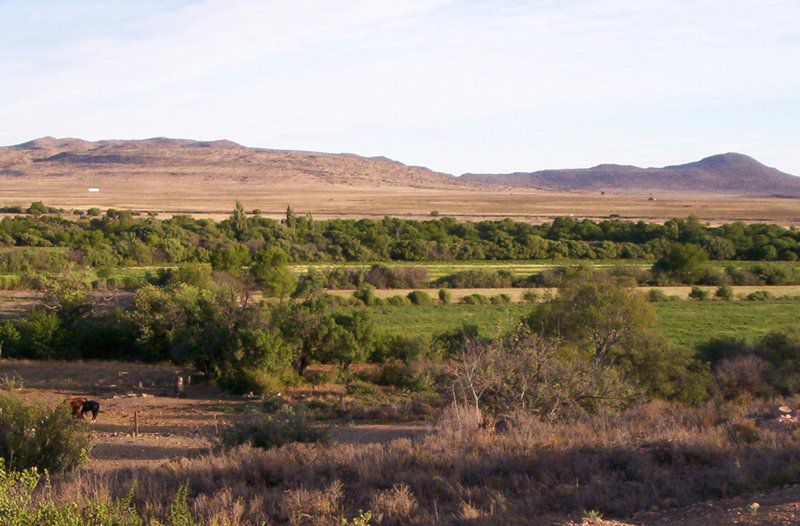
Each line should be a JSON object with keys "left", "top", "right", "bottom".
{"left": 0, "top": 275, "right": 20, "bottom": 290}
{"left": 166, "top": 263, "right": 214, "bottom": 289}
{"left": 713, "top": 355, "right": 774, "bottom": 400}
{"left": 386, "top": 295, "right": 411, "bottom": 306}
{"left": 354, "top": 283, "right": 379, "bottom": 306}
{"left": 365, "top": 265, "right": 428, "bottom": 289}
{"left": 608, "top": 265, "right": 652, "bottom": 285}
{"left": 646, "top": 288, "right": 670, "bottom": 302}
{"left": 752, "top": 263, "right": 800, "bottom": 285}
{"left": 376, "top": 334, "right": 433, "bottom": 363}
{"left": 375, "top": 335, "right": 436, "bottom": 390}
{"left": 688, "top": 286, "right": 710, "bottom": 301}
{"left": 371, "top": 483, "right": 418, "bottom": 523}
{"left": 346, "top": 379, "right": 381, "bottom": 396}
{"left": 490, "top": 293, "right": 511, "bottom": 305}
{"left": 407, "top": 290, "right": 433, "bottom": 306}
{"left": 460, "top": 293, "right": 490, "bottom": 305}
{"left": 438, "top": 288, "right": 451, "bottom": 305}
{"left": 0, "top": 391, "right": 91, "bottom": 473}
{"left": 746, "top": 290, "right": 773, "bottom": 301}
{"left": 0, "top": 462, "right": 201, "bottom": 524}
{"left": 379, "top": 359, "right": 431, "bottom": 391}
{"left": 217, "top": 406, "right": 328, "bottom": 451}
{"left": 715, "top": 285, "right": 734, "bottom": 301}
{"left": 210, "top": 244, "right": 251, "bottom": 277}
{"left": 434, "top": 269, "right": 513, "bottom": 288}
{"left": 523, "top": 265, "right": 594, "bottom": 288}
{"left": 280, "top": 480, "right": 344, "bottom": 526}
{"left": 521, "top": 289, "right": 540, "bottom": 303}
{"left": 219, "top": 368, "right": 284, "bottom": 396}
{"left": 725, "top": 265, "right": 760, "bottom": 285}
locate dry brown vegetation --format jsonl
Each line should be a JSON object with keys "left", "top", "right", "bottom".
{"left": 37, "top": 398, "right": 800, "bottom": 525}
{"left": 3, "top": 355, "right": 800, "bottom": 525}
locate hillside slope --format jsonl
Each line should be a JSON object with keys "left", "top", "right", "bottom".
{"left": 0, "top": 137, "right": 458, "bottom": 188}
{"left": 461, "top": 153, "right": 800, "bottom": 195}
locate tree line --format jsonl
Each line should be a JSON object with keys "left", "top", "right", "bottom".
{"left": 1, "top": 203, "right": 799, "bottom": 270}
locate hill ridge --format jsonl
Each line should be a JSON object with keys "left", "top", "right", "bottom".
{"left": 0, "top": 137, "right": 458, "bottom": 188}
{"left": 461, "top": 152, "right": 800, "bottom": 195}
{"left": 2, "top": 137, "right": 799, "bottom": 195}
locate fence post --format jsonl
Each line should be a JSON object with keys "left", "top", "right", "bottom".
{"left": 134, "top": 410, "right": 139, "bottom": 437}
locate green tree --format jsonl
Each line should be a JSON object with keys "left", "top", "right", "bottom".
{"left": 210, "top": 244, "right": 251, "bottom": 277}
{"left": 26, "top": 201, "right": 50, "bottom": 216}
{"left": 250, "top": 247, "right": 297, "bottom": 300}
{"left": 526, "top": 275, "right": 656, "bottom": 362}
{"left": 292, "top": 268, "right": 326, "bottom": 299}
{"left": 232, "top": 200, "right": 249, "bottom": 240}
{"left": 652, "top": 243, "right": 709, "bottom": 283}
{"left": 168, "top": 263, "right": 214, "bottom": 289}
{"left": 525, "top": 275, "right": 708, "bottom": 402}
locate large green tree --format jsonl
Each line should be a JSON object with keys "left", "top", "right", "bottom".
{"left": 525, "top": 274, "right": 708, "bottom": 403}
{"left": 250, "top": 247, "right": 297, "bottom": 300}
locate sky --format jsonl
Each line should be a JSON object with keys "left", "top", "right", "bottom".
{"left": 1, "top": 0, "right": 799, "bottom": 175}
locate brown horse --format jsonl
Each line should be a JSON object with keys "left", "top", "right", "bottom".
{"left": 68, "top": 397, "right": 100, "bottom": 421}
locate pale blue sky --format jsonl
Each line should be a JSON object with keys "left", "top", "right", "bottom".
{"left": 2, "top": 0, "right": 799, "bottom": 175}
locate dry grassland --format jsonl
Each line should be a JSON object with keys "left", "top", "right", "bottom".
{"left": 2, "top": 175, "right": 800, "bottom": 224}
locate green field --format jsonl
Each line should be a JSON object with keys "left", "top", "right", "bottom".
{"left": 653, "top": 300, "right": 800, "bottom": 348}
{"left": 292, "top": 259, "right": 652, "bottom": 279}
{"left": 345, "top": 300, "right": 800, "bottom": 348}
{"left": 293, "top": 259, "right": 799, "bottom": 280}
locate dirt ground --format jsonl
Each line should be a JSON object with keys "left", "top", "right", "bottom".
{"left": 573, "top": 483, "right": 800, "bottom": 525}
{"left": 0, "top": 359, "right": 431, "bottom": 472}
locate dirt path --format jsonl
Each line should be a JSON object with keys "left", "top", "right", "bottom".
{"left": 563, "top": 484, "right": 800, "bottom": 525}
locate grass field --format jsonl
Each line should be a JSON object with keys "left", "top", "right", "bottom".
{"left": 346, "top": 300, "right": 800, "bottom": 348}
{"left": 291, "top": 259, "right": 653, "bottom": 279}
{"left": 654, "top": 300, "right": 800, "bottom": 348}
{"left": 292, "top": 259, "right": 800, "bottom": 280}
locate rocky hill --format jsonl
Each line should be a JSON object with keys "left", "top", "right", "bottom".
{"left": 0, "top": 137, "right": 458, "bottom": 188}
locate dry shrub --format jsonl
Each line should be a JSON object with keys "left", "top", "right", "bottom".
{"left": 370, "top": 483, "right": 417, "bottom": 524}
{"left": 460, "top": 501, "right": 484, "bottom": 520}
{"left": 280, "top": 480, "right": 343, "bottom": 526}
{"left": 714, "top": 355, "right": 774, "bottom": 399}
{"left": 34, "top": 397, "right": 800, "bottom": 524}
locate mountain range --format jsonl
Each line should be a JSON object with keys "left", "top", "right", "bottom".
{"left": 461, "top": 153, "right": 800, "bottom": 196}
{"left": 1, "top": 138, "right": 798, "bottom": 196}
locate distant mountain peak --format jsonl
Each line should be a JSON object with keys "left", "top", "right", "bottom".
{"left": 461, "top": 154, "right": 800, "bottom": 195}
